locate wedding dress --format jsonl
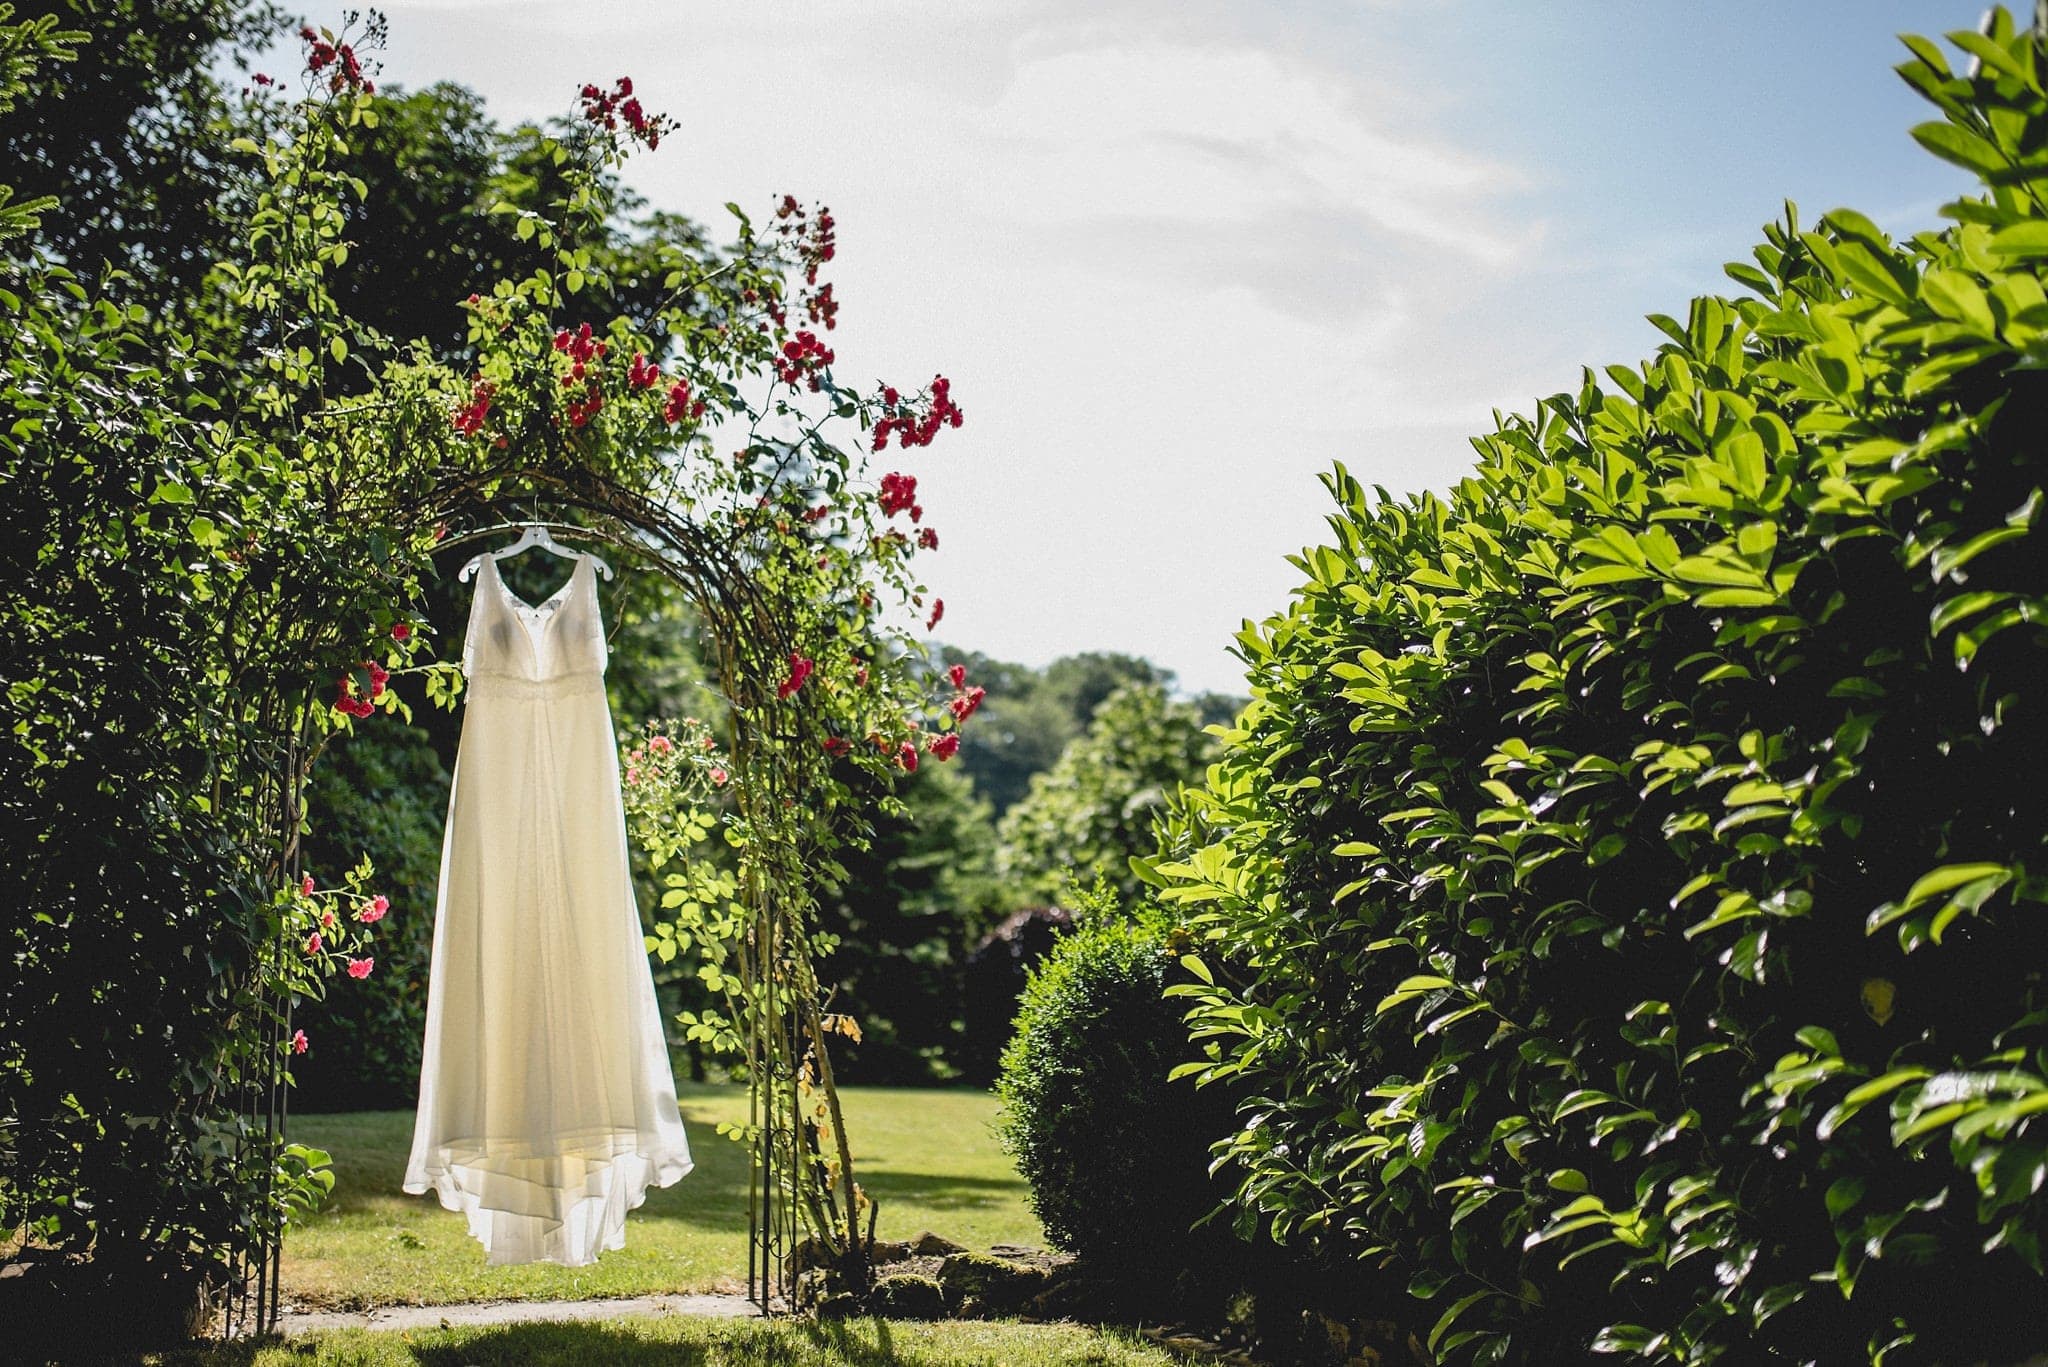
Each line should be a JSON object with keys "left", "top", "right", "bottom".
{"left": 403, "top": 552, "right": 693, "bottom": 1265}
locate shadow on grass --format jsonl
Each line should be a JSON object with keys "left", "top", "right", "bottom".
{"left": 404, "top": 1321, "right": 717, "bottom": 1365}
{"left": 403, "top": 1320, "right": 919, "bottom": 1367}
{"left": 847, "top": 1172, "right": 1027, "bottom": 1216}
{"left": 147, "top": 1317, "right": 1069, "bottom": 1367}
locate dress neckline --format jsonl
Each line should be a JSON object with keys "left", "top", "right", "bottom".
{"left": 490, "top": 554, "right": 583, "bottom": 621}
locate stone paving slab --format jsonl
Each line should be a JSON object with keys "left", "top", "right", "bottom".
{"left": 279, "top": 1291, "right": 759, "bottom": 1336}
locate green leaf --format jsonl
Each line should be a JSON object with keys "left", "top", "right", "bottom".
{"left": 1949, "top": 29, "right": 2035, "bottom": 88}
{"left": 1817, "top": 1068, "right": 1931, "bottom": 1141}
{"left": 1930, "top": 590, "right": 2010, "bottom": 634}
{"left": 1921, "top": 268, "right": 1997, "bottom": 335}
{"left": 1911, "top": 120, "right": 2008, "bottom": 176}
{"left": 1987, "top": 220, "right": 2048, "bottom": 258}
{"left": 1902, "top": 861, "right": 2011, "bottom": 911}
{"left": 1428, "top": 1290, "right": 1494, "bottom": 1354}
{"left": 1376, "top": 975, "right": 1455, "bottom": 1014}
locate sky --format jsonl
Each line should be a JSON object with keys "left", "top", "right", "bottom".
{"left": 328, "top": 1, "right": 1983, "bottom": 696}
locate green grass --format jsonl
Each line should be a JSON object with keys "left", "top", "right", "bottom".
{"left": 283, "top": 1084, "right": 1042, "bottom": 1308}
{"left": 146, "top": 1316, "right": 1182, "bottom": 1366}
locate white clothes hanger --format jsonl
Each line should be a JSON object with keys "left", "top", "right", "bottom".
{"left": 458, "top": 523, "right": 614, "bottom": 582}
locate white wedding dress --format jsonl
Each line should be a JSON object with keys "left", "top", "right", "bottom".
{"left": 403, "top": 552, "right": 693, "bottom": 1266}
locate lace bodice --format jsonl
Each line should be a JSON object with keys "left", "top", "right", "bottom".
{"left": 463, "top": 555, "right": 609, "bottom": 685}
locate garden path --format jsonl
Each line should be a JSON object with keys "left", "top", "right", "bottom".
{"left": 278, "top": 1290, "right": 758, "bottom": 1336}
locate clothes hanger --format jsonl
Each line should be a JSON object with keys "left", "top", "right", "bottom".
{"left": 458, "top": 523, "right": 615, "bottom": 582}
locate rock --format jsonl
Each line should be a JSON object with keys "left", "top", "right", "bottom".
{"left": 911, "top": 1231, "right": 967, "bottom": 1257}
{"left": 870, "top": 1239, "right": 915, "bottom": 1266}
{"left": 1162, "top": 1334, "right": 1220, "bottom": 1356}
{"left": 937, "top": 1250, "right": 1052, "bottom": 1317}
{"left": 871, "top": 1273, "right": 947, "bottom": 1320}
{"left": 987, "top": 1243, "right": 1042, "bottom": 1259}
{"left": 794, "top": 1266, "right": 835, "bottom": 1308}
{"left": 790, "top": 1236, "right": 833, "bottom": 1274}
{"left": 814, "top": 1291, "right": 861, "bottom": 1320}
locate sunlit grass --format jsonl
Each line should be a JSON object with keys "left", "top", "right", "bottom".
{"left": 147, "top": 1316, "right": 1181, "bottom": 1367}
{"left": 282, "top": 1083, "right": 1042, "bottom": 1309}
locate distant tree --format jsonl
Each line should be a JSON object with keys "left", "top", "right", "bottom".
{"left": 1188, "top": 690, "right": 1244, "bottom": 729}
{"left": 1041, "top": 651, "right": 1172, "bottom": 724}
{"left": 0, "top": 0, "right": 283, "bottom": 303}
{"left": 995, "top": 683, "right": 1218, "bottom": 902}
{"left": 944, "top": 648, "right": 1176, "bottom": 816}
{"left": 326, "top": 82, "right": 716, "bottom": 355}
{"left": 815, "top": 763, "right": 1004, "bottom": 1083}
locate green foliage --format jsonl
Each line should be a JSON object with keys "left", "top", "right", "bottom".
{"left": 0, "top": 3, "right": 82, "bottom": 240}
{"left": 816, "top": 763, "right": 1003, "bottom": 1083}
{"left": 0, "top": 0, "right": 283, "bottom": 299}
{"left": 0, "top": 17, "right": 423, "bottom": 1278}
{"left": 293, "top": 726, "right": 452, "bottom": 1110}
{"left": 1158, "top": 15, "right": 2048, "bottom": 1365}
{"left": 621, "top": 716, "right": 751, "bottom": 1065}
{"left": 945, "top": 649, "right": 1172, "bottom": 816}
{"left": 995, "top": 899, "right": 1236, "bottom": 1270}
{"left": 997, "top": 683, "right": 1218, "bottom": 902}
{"left": 326, "top": 81, "right": 712, "bottom": 357}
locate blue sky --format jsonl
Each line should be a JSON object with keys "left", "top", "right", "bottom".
{"left": 337, "top": 1, "right": 1983, "bottom": 696}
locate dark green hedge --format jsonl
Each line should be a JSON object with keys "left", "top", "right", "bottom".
{"left": 1154, "top": 16, "right": 2048, "bottom": 1365}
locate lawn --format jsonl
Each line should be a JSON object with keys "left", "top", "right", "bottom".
{"left": 146, "top": 1316, "right": 1183, "bottom": 1366}
{"left": 282, "top": 1083, "right": 1042, "bottom": 1309}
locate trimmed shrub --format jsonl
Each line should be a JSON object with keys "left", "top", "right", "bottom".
{"left": 1156, "top": 17, "right": 2048, "bottom": 1366}
{"left": 994, "top": 906, "right": 1236, "bottom": 1273}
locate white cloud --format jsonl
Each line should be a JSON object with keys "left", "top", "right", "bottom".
{"left": 345, "top": 0, "right": 1554, "bottom": 694}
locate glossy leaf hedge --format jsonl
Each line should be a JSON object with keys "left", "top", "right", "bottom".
{"left": 1153, "top": 16, "right": 2048, "bottom": 1364}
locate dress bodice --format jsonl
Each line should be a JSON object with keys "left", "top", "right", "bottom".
{"left": 463, "top": 555, "right": 609, "bottom": 686}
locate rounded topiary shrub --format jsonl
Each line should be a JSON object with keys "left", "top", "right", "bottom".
{"left": 994, "top": 908, "right": 1236, "bottom": 1273}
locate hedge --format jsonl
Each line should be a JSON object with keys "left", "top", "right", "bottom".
{"left": 1152, "top": 15, "right": 2048, "bottom": 1364}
